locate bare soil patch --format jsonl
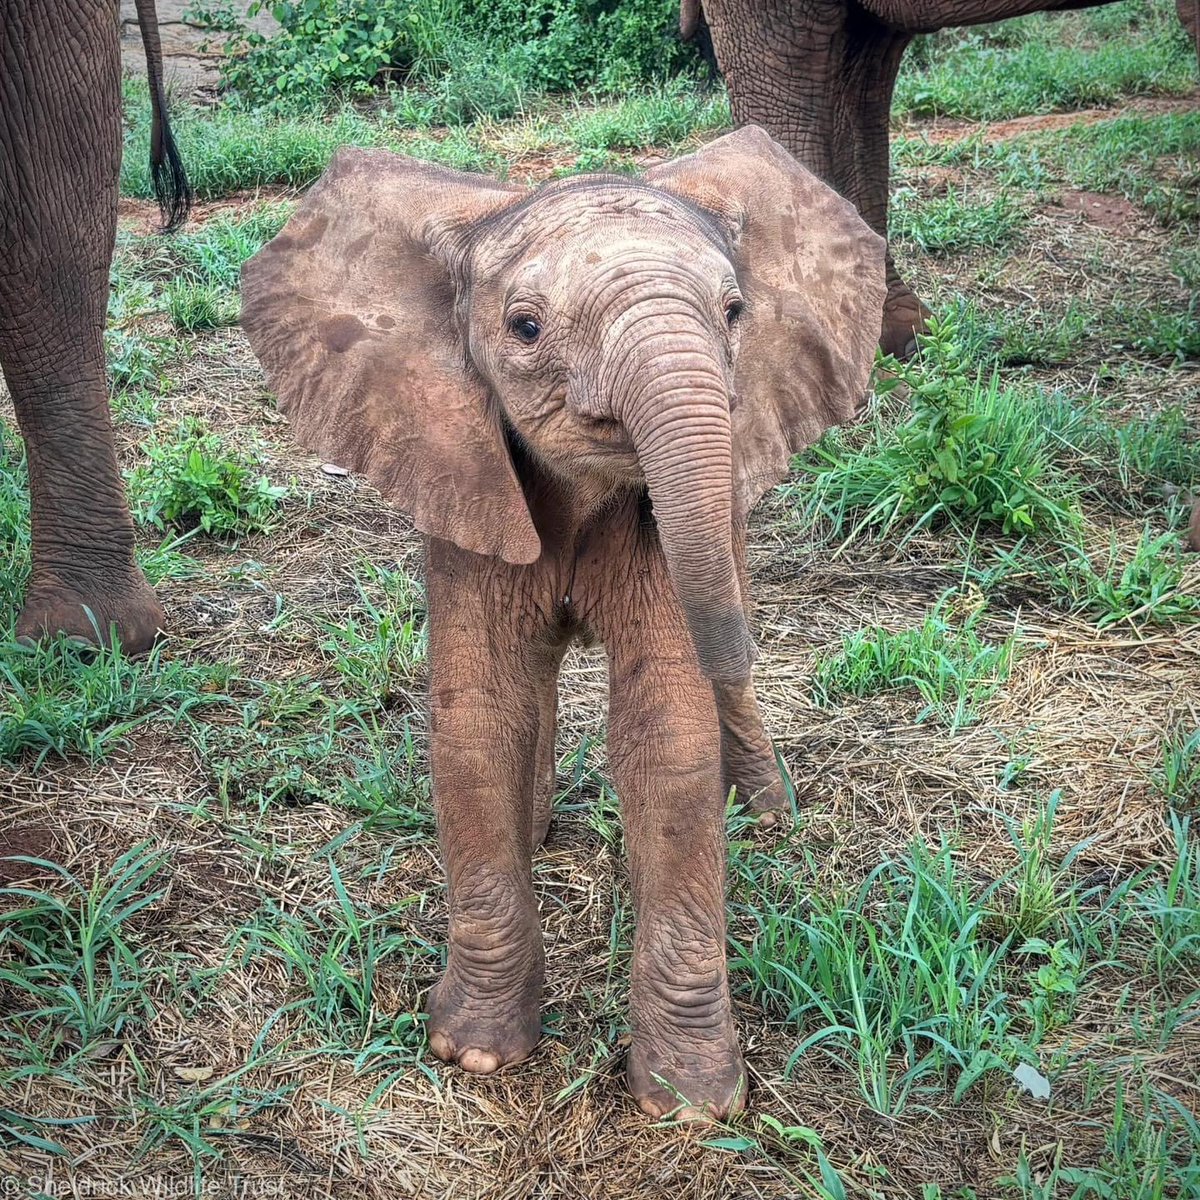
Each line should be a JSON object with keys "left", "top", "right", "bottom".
{"left": 903, "top": 91, "right": 1200, "bottom": 144}
{"left": 1044, "top": 188, "right": 1145, "bottom": 231}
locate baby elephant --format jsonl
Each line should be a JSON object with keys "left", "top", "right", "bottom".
{"left": 242, "top": 127, "right": 885, "bottom": 1119}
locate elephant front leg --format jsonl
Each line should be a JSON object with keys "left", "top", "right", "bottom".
{"left": 424, "top": 574, "right": 549, "bottom": 1073}
{"left": 608, "top": 643, "right": 745, "bottom": 1119}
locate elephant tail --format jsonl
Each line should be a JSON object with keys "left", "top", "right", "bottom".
{"left": 133, "top": 0, "right": 193, "bottom": 232}
{"left": 680, "top": 0, "right": 703, "bottom": 40}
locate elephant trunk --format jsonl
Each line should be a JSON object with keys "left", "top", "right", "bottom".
{"left": 621, "top": 333, "right": 756, "bottom": 683}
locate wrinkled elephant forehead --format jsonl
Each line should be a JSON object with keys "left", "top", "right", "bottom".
{"left": 471, "top": 176, "right": 727, "bottom": 265}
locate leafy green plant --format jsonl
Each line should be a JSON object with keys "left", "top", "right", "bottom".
{"left": 1038, "top": 526, "right": 1200, "bottom": 628}
{"left": 128, "top": 421, "right": 287, "bottom": 537}
{"left": 812, "top": 592, "right": 1020, "bottom": 730}
{"left": 105, "top": 328, "right": 176, "bottom": 393}
{"left": 193, "top": 0, "right": 701, "bottom": 111}
{"left": 1018, "top": 938, "right": 1082, "bottom": 1039}
{"left": 794, "top": 315, "right": 1079, "bottom": 542}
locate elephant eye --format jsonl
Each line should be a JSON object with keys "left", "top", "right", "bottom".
{"left": 725, "top": 299, "right": 744, "bottom": 327}
{"left": 509, "top": 315, "right": 542, "bottom": 344}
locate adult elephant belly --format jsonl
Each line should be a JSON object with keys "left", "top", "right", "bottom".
{"left": 687, "top": 0, "right": 1150, "bottom": 358}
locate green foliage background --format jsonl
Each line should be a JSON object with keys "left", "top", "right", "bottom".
{"left": 193, "top": 0, "right": 702, "bottom": 110}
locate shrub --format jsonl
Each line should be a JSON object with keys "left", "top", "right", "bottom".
{"left": 127, "top": 421, "right": 287, "bottom": 537}
{"left": 794, "top": 315, "right": 1079, "bottom": 543}
{"left": 189, "top": 0, "right": 701, "bottom": 111}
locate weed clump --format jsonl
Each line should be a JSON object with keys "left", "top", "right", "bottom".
{"left": 128, "top": 421, "right": 287, "bottom": 537}
{"left": 795, "top": 315, "right": 1079, "bottom": 543}
{"left": 812, "top": 591, "right": 1020, "bottom": 730}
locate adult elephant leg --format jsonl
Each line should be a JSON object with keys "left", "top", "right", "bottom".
{"left": 1, "top": 0, "right": 164, "bottom": 650}
{"left": 424, "top": 539, "right": 546, "bottom": 1074}
{"left": 838, "top": 14, "right": 923, "bottom": 357}
{"left": 698, "top": 0, "right": 921, "bottom": 356}
{"left": 598, "top": 537, "right": 744, "bottom": 1119}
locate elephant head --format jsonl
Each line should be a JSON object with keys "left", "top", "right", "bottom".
{"left": 241, "top": 127, "right": 885, "bottom": 682}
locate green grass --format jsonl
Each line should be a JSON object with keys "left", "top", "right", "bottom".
{"left": 0, "top": 420, "right": 31, "bottom": 628}
{"left": 896, "top": 110, "right": 1200, "bottom": 227}
{"left": 1039, "top": 395, "right": 1200, "bottom": 495}
{"left": 228, "top": 861, "right": 436, "bottom": 1057}
{"left": 812, "top": 592, "right": 1020, "bottom": 731}
{"left": 890, "top": 189, "right": 1028, "bottom": 256}
{"left": 728, "top": 797, "right": 1200, "bottom": 1126}
{"left": 0, "top": 845, "right": 172, "bottom": 1077}
{"left": 120, "top": 92, "right": 499, "bottom": 198}
{"left": 792, "top": 316, "right": 1080, "bottom": 543}
{"left": 164, "top": 281, "right": 238, "bottom": 331}
{"left": 0, "top": 636, "right": 227, "bottom": 766}
{"left": 894, "top": 2, "right": 1195, "bottom": 122}
{"left": 318, "top": 562, "right": 427, "bottom": 702}
{"left": 127, "top": 420, "right": 288, "bottom": 537}
{"left": 1028, "top": 525, "right": 1200, "bottom": 628}
{"left": 1156, "top": 727, "right": 1200, "bottom": 812}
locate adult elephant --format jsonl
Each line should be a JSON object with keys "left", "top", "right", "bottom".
{"left": 1, "top": 0, "right": 189, "bottom": 651}
{"left": 682, "top": 0, "right": 1200, "bottom": 357}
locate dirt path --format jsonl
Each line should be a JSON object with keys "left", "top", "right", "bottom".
{"left": 119, "top": 0, "right": 275, "bottom": 93}
{"left": 899, "top": 92, "right": 1200, "bottom": 143}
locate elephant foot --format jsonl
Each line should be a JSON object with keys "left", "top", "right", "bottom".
{"left": 426, "top": 952, "right": 542, "bottom": 1074}
{"left": 725, "top": 746, "right": 794, "bottom": 829}
{"left": 16, "top": 570, "right": 164, "bottom": 654}
{"left": 879, "top": 276, "right": 931, "bottom": 361}
{"left": 628, "top": 930, "right": 746, "bottom": 1120}
{"left": 627, "top": 1016, "right": 746, "bottom": 1121}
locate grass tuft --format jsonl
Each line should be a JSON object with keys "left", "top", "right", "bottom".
{"left": 812, "top": 591, "right": 1020, "bottom": 730}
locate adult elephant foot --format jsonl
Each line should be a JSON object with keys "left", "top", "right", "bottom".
{"left": 426, "top": 950, "right": 542, "bottom": 1074}
{"left": 16, "top": 569, "right": 164, "bottom": 653}
{"left": 880, "top": 274, "right": 931, "bottom": 360}
{"left": 627, "top": 1010, "right": 747, "bottom": 1120}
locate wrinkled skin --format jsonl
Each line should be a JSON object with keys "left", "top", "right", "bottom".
{"left": 683, "top": 0, "right": 1200, "bottom": 357}
{"left": 1, "top": 0, "right": 188, "bottom": 650}
{"left": 242, "top": 128, "right": 886, "bottom": 1118}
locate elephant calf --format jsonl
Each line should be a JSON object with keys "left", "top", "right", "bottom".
{"left": 242, "top": 127, "right": 885, "bottom": 1118}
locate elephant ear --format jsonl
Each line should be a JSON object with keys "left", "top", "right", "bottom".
{"left": 241, "top": 148, "right": 541, "bottom": 564}
{"left": 647, "top": 125, "right": 887, "bottom": 520}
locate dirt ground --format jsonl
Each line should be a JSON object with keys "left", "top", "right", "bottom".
{"left": 2, "top": 33, "right": 1199, "bottom": 1200}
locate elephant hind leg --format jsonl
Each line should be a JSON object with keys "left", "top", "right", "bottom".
{"left": 530, "top": 651, "right": 564, "bottom": 850}
{"left": 714, "top": 677, "right": 795, "bottom": 826}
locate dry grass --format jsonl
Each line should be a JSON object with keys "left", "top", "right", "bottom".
{"left": 1, "top": 89, "right": 1199, "bottom": 1199}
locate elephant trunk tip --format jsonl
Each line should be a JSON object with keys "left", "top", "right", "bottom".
{"left": 687, "top": 604, "right": 758, "bottom": 683}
